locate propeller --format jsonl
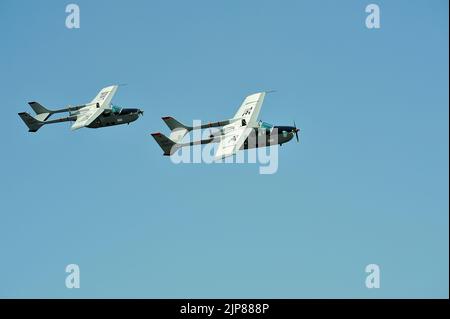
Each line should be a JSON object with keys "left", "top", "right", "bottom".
{"left": 138, "top": 109, "right": 144, "bottom": 116}
{"left": 293, "top": 121, "right": 299, "bottom": 143}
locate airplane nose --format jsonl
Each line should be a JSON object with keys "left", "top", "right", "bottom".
{"left": 138, "top": 109, "right": 144, "bottom": 116}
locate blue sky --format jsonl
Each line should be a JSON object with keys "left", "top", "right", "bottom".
{"left": 0, "top": 0, "right": 448, "bottom": 298}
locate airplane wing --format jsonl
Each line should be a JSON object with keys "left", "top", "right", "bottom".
{"left": 90, "top": 85, "right": 118, "bottom": 108}
{"left": 71, "top": 106, "right": 103, "bottom": 131}
{"left": 70, "top": 85, "right": 118, "bottom": 130}
{"left": 214, "top": 125, "right": 253, "bottom": 159}
{"left": 214, "top": 92, "right": 266, "bottom": 159}
{"left": 233, "top": 92, "right": 266, "bottom": 126}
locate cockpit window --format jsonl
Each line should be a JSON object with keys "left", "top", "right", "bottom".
{"left": 259, "top": 121, "right": 273, "bottom": 131}
{"left": 111, "top": 104, "right": 122, "bottom": 114}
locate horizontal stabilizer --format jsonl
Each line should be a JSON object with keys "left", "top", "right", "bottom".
{"left": 162, "top": 116, "right": 192, "bottom": 131}
{"left": 28, "top": 102, "right": 52, "bottom": 121}
{"left": 18, "top": 112, "right": 45, "bottom": 132}
{"left": 151, "top": 132, "right": 180, "bottom": 156}
{"left": 162, "top": 116, "right": 192, "bottom": 143}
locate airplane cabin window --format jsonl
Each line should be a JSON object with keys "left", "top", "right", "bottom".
{"left": 259, "top": 121, "right": 274, "bottom": 132}
{"left": 111, "top": 105, "right": 122, "bottom": 114}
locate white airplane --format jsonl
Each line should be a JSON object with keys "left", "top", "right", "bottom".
{"left": 151, "top": 92, "right": 300, "bottom": 159}
{"left": 18, "top": 85, "right": 143, "bottom": 132}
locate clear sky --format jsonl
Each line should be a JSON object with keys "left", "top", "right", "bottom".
{"left": 0, "top": 0, "right": 448, "bottom": 298}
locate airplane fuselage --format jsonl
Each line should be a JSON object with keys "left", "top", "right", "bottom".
{"left": 86, "top": 108, "right": 142, "bottom": 129}
{"left": 241, "top": 126, "right": 298, "bottom": 150}
{"left": 192, "top": 125, "right": 299, "bottom": 150}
